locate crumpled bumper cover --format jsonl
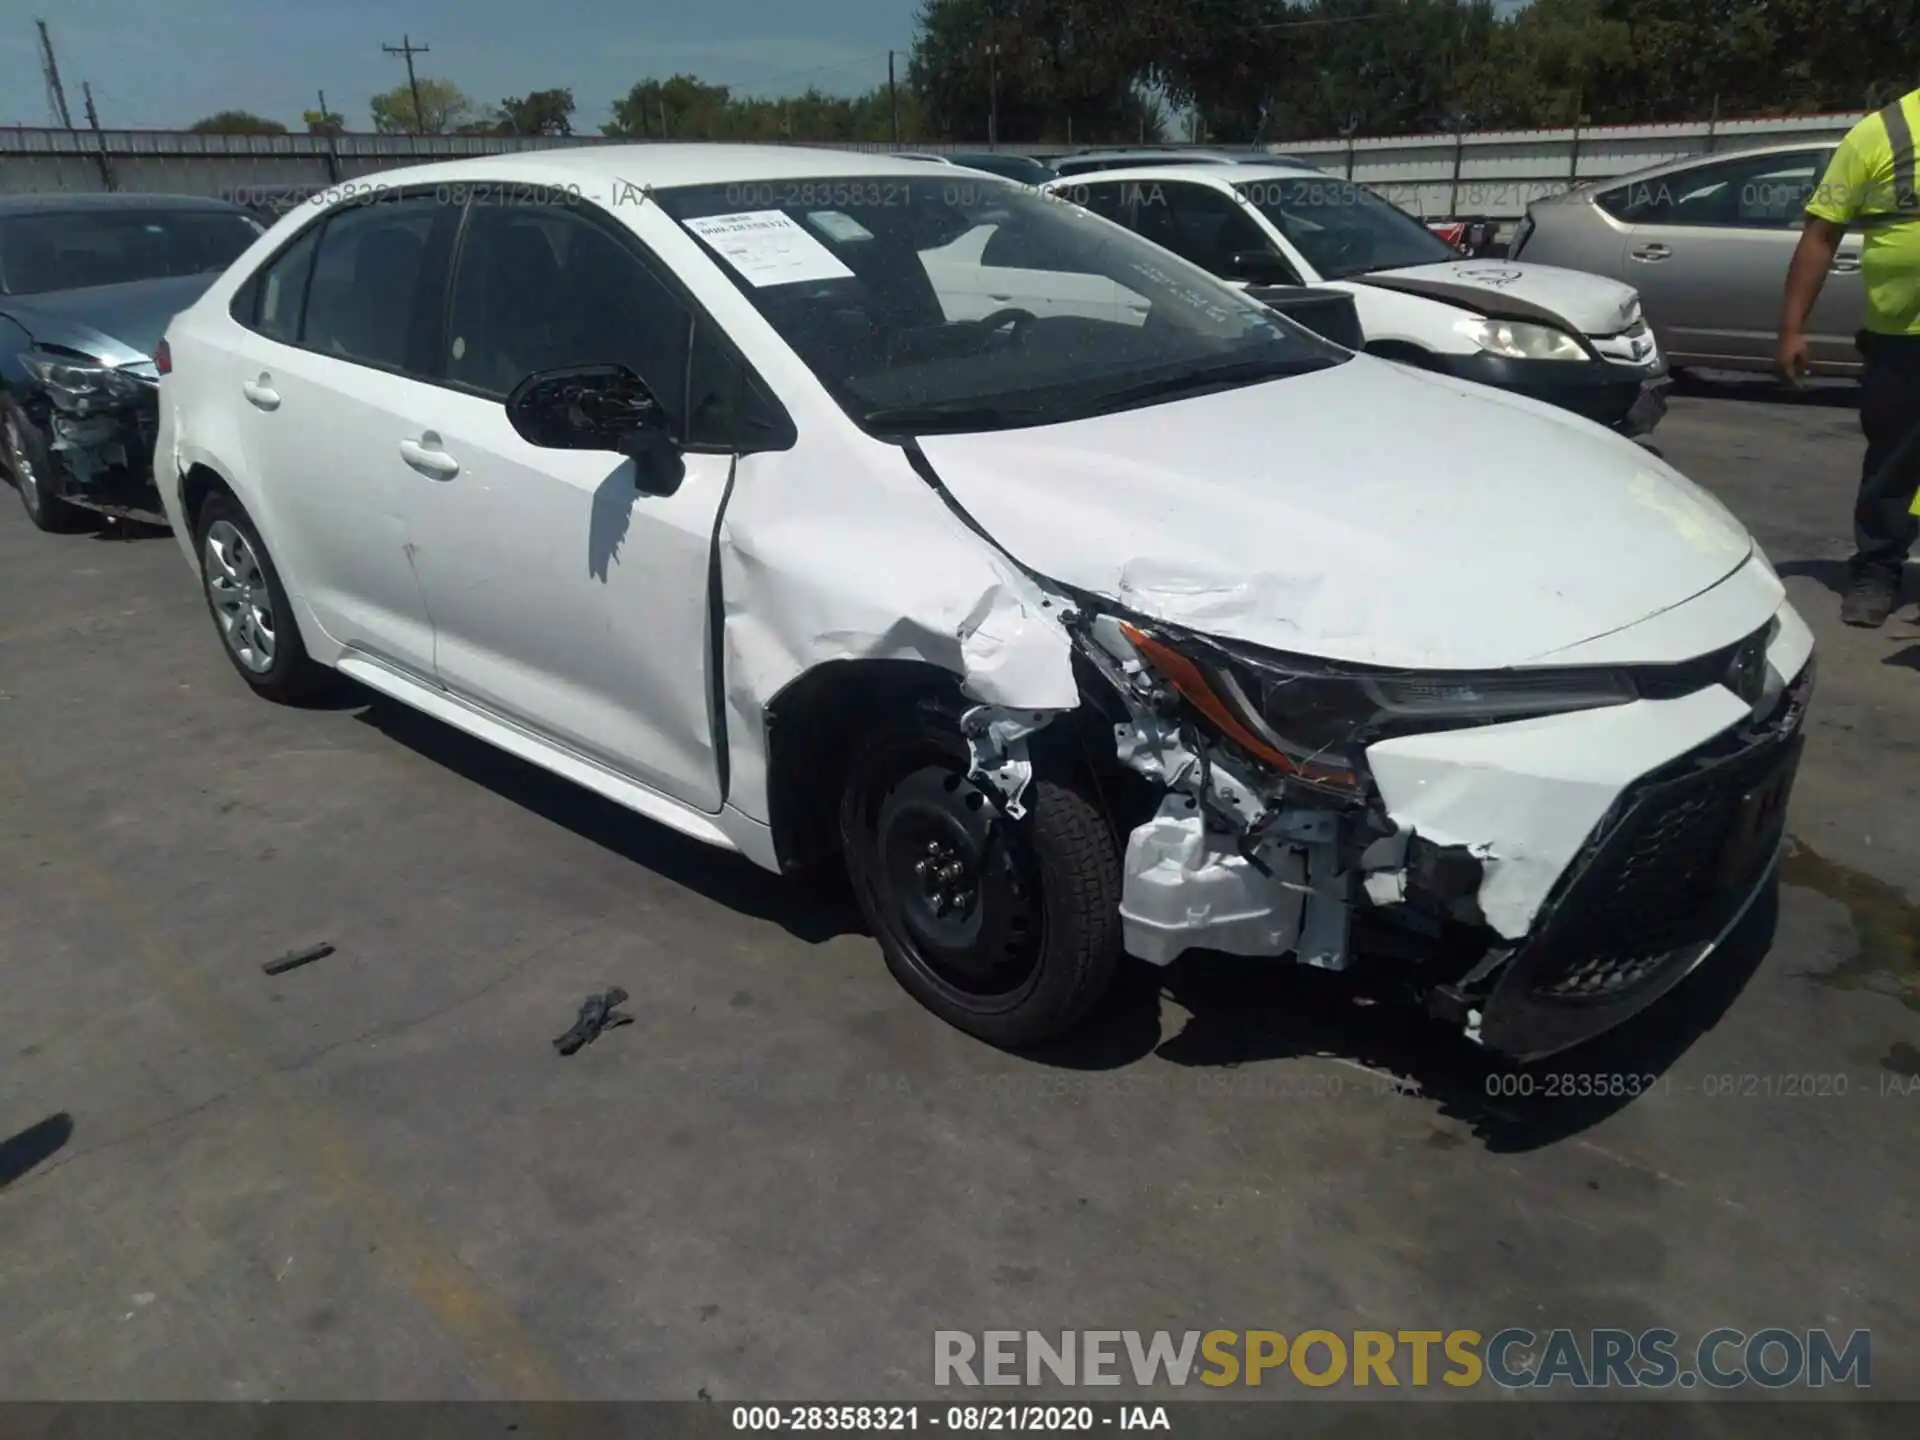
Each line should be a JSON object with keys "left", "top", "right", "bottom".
{"left": 1467, "top": 667, "right": 1808, "bottom": 1060}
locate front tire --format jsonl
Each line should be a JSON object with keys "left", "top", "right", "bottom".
{"left": 840, "top": 699, "right": 1122, "bottom": 1047}
{"left": 2, "top": 398, "right": 85, "bottom": 533}
{"left": 195, "top": 492, "right": 327, "bottom": 702}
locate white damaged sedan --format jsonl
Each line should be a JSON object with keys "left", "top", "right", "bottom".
{"left": 155, "top": 146, "right": 1812, "bottom": 1059}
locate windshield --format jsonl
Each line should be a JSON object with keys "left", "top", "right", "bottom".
{"left": 1236, "top": 178, "right": 1454, "bottom": 280}
{"left": 0, "top": 208, "right": 263, "bottom": 296}
{"left": 655, "top": 175, "right": 1346, "bottom": 436}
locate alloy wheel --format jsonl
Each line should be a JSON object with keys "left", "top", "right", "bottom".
{"left": 203, "top": 519, "right": 277, "bottom": 674}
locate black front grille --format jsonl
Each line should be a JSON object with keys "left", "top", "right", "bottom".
{"left": 1530, "top": 742, "right": 1790, "bottom": 1001}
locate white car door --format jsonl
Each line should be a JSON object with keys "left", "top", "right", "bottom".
{"left": 397, "top": 194, "right": 758, "bottom": 811}
{"left": 229, "top": 193, "right": 453, "bottom": 679}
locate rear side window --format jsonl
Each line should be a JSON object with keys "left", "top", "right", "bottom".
{"left": 246, "top": 224, "right": 320, "bottom": 343}
{"left": 301, "top": 196, "right": 440, "bottom": 370}
{"left": 1596, "top": 150, "right": 1827, "bottom": 228}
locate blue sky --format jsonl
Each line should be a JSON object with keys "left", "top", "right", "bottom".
{"left": 0, "top": 0, "right": 922, "bottom": 131}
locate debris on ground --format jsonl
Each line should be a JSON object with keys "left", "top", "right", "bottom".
{"left": 261, "top": 943, "right": 336, "bottom": 976}
{"left": 553, "top": 987, "right": 634, "bottom": 1056}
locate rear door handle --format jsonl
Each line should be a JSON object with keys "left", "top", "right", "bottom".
{"left": 1630, "top": 243, "right": 1672, "bottom": 262}
{"left": 241, "top": 376, "right": 280, "bottom": 410}
{"left": 1831, "top": 255, "right": 1861, "bottom": 273}
{"left": 398, "top": 434, "right": 459, "bottom": 480}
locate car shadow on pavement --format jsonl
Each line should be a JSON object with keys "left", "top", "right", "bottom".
{"left": 353, "top": 696, "right": 862, "bottom": 946}
{"left": 0, "top": 1112, "right": 73, "bottom": 1190}
{"left": 1772, "top": 558, "right": 1853, "bottom": 598}
{"left": 83, "top": 516, "right": 174, "bottom": 542}
{"left": 1670, "top": 370, "right": 1860, "bottom": 409}
{"left": 1031, "top": 886, "right": 1780, "bottom": 1154}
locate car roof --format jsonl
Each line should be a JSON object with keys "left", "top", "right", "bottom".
{"left": 0, "top": 191, "right": 251, "bottom": 215}
{"left": 1046, "top": 161, "right": 1322, "bottom": 186}
{"left": 246, "top": 144, "right": 984, "bottom": 195}
{"left": 1545, "top": 137, "right": 1840, "bottom": 201}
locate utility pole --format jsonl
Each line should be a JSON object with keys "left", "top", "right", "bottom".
{"left": 81, "top": 81, "right": 114, "bottom": 189}
{"left": 888, "top": 51, "right": 898, "bottom": 146}
{"left": 986, "top": 41, "right": 1000, "bottom": 148}
{"left": 381, "top": 34, "right": 429, "bottom": 131}
{"left": 37, "top": 19, "right": 74, "bottom": 130}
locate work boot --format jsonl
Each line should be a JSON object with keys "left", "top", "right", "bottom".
{"left": 1840, "top": 568, "right": 1900, "bottom": 628}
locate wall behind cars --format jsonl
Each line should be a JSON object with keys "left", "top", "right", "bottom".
{"left": 0, "top": 113, "right": 1865, "bottom": 220}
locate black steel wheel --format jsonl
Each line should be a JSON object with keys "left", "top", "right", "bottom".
{"left": 840, "top": 699, "right": 1122, "bottom": 1047}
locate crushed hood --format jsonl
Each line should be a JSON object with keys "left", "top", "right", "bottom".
{"left": 1348, "top": 259, "right": 1642, "bottom": 336}
{"left": 0, "top": 273, "right": 213, "bottom": 367}
{"left": 914, "top": 357, "right": 1752, "bottom": 671}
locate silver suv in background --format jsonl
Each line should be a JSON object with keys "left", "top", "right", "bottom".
{"left": 1511, "top": 140, "right": 1865, "bottom": 376}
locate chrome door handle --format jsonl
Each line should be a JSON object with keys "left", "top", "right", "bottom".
{"left": 241, "top": 377, "right": 280, "bottom": 410}
{"left": 1630, "top": 243, "right": 1672, "bottom": 261}
{"left": 1831, "top": 255, "right": 1861, "bottom": 273}
{"left": 398, "top": 435, "right": 459, "bottom": 480}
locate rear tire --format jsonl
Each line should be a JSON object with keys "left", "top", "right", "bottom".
{"left": 840, "top": 697, "right": 1122, "bottom": 1048}
{"left": 2, "top": 398, "right": 85, "bottom": 533}
{"left": 195, "top": 492, "right": 328, "bottom": 702}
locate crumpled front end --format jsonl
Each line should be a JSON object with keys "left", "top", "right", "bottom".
{"left": 14, "top": 357, "right": 164, "bottom": 519}
{"left": 1077, "top": 581, "right": 1816, "bottom": 1061}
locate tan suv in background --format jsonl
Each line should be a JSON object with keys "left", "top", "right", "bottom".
{"left": 1511, "top": 140, "right": 1866, "bottom": 376}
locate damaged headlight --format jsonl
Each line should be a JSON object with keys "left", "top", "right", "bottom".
{"left": 1452, "top": 317, "right": 1587, "bottom": 362}
{"left": 23, "top": 351, "right": 151, "bottom": 415}
{"left": 1119, "top": 621, "right": 1636, "bottom": 791}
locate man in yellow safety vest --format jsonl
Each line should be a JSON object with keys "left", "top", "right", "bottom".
{"left": 1778, "top": 88, "right": 1920, "bottom": 627}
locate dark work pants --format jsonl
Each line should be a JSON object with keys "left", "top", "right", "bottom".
{"left": 1851, "top": 330, "right": 1920, "bottom": 579}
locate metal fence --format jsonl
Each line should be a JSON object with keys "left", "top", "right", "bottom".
{"left": 0, "top": 112, "right": 1868, "bottom": 219}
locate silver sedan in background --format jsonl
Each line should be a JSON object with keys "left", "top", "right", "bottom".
{"left": 1512, "top": 140, "right": 1866, "bottom": 376}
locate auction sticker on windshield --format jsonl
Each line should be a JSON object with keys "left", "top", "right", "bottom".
{"left": 683, "top": 210, "right": 855, "bottom": 287}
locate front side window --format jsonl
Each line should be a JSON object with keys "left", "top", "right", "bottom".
{"left": 445, "top": 197, "right": 772, "bottom": 448}
{"left": 1235, "top": 177, "right": 1455, "bottom": 278}
{"left": 1597, "top": 151, "right": 1827, "bottom": 228}
{"left": 0, "top": 207, "right": 261, "bottom": 296}
{"left": 301, "top": 196, "right": 440, "bottom": 371}
{"left": 655, "top": 175, "right": 1346, "bottom": 435}
{"left": 1056, "top": 181, "right": 1131, "bottom": 226}
{"left": 1129, "top": 182, "right": 1275, "bottom": 277}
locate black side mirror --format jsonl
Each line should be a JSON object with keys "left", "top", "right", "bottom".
{"left": 1226, "top": 250, "right": 1300, "bottom": 286}
{"left": 506, "top": 364, "right": 672, "bottom": 461}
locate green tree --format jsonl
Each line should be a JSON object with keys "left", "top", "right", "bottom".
{"left": 909, "top": 0, "right": 1164, "bottom": 143}
{"left": 368, "top": 78, "right": 477, "bottom": 134}
{"left": 188, "top": 110, "right": 288, "bottom": 135}
{"left": 603, "top": 75, "right": 734, "bottom": 137}
{"left": 498, "top": 88, "right": 577, "bottom": 135}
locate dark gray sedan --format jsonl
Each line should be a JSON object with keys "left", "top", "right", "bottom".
{"left": 0, "top": 192, "right": 262, "bottom": 530}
